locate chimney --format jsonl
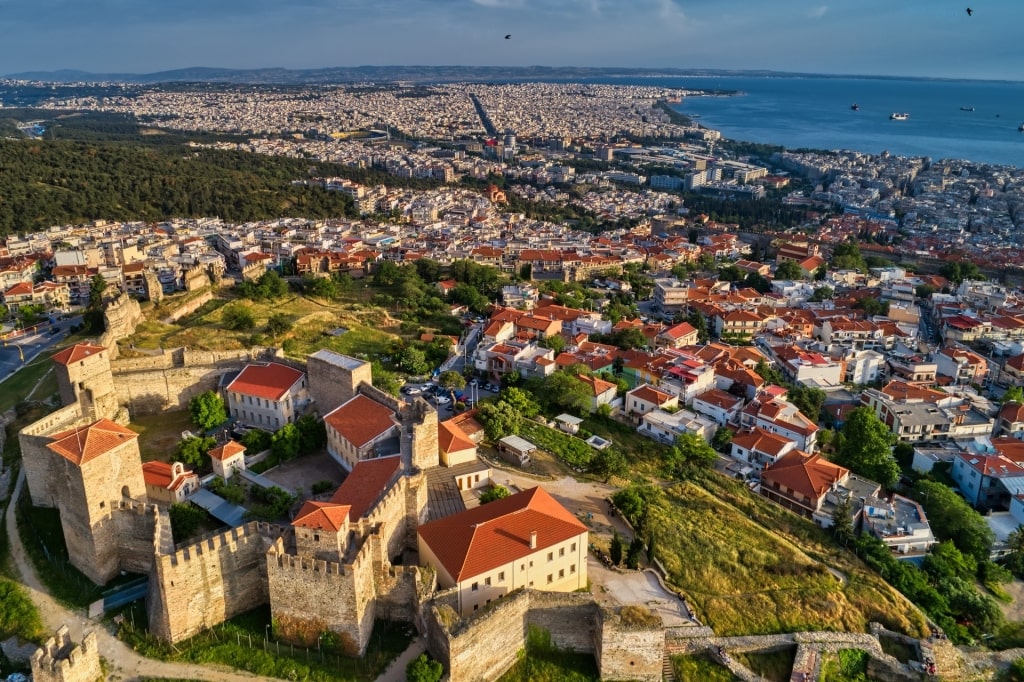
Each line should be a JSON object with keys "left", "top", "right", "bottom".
{"left": 529, "top": 531, "right": 537, "bottom": 549}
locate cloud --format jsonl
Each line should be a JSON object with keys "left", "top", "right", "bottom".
{"left": 808, "top": 5, "right": 828, "bottom": 19}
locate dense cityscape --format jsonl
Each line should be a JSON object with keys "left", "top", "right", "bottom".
{"left": 2, "top": 72, "right": 1024, "bottom": 682}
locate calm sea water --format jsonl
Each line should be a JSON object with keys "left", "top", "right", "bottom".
{"left": 653, "top": 76, "right": 1024, "bottom": 168}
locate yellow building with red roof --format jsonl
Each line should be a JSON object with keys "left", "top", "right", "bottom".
{"left": 417, "top": 486, "right": 587, "bottom": 616}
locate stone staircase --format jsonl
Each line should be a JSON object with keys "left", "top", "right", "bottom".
{"left": 662, "top": 651, "right": 674, "bottom": 681}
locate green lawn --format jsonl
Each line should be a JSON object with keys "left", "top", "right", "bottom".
{"left": 819, "top": 648, "right": 870, "bottom": 682}
{"left": 132, "top": 410, "right": 195, "bottom": 462}
{"left": 0, "top": 349, "right": 59, "bottom": 414}
{"left": 671, "top": 653, "right": 739, "bottom": 681}
{"left": 498, "top": 625, "right": 599, "bottom": 682}
{"left": 120, "top": 604, "right": 412, "bottom": 681}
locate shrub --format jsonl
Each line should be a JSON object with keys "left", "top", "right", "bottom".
{"left": 311, "top": 480, "right": 336, "bottom": 495}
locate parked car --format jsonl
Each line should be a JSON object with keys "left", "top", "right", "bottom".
{"left": 435, "top": 396, "right": 451, "bottom": 405}
{"left": 490, "top": 385, "right": 500, "bottom": 393}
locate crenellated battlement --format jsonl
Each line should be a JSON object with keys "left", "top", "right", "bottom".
{"left": 272, "top": 552, "right": 346, "bottom": 576}
{"left": 160, "top": 521, "right": 268, "bottom": 569}
{"left": 30, "top": 626, "right": 102, "bottom": 682}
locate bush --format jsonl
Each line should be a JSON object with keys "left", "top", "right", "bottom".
{"left": 406, "top": 653, "right": 443, "bottom": 682}
{"left": 311, "top": 480, "right": 336, "bottom": 495}
{"left": 168, "top": 503, "right": 209, "bottom": 545}
{"left": 518, "top": 421, "right": 595, "bottom": 469}
{"left": 208, "top": 476, "right": 246, "bottom": 505}
{"left": 241, "top": 429, "right": 272, "bottom": 453}
{"left": 480, "top": 485, "right": 511, "bottom": 504}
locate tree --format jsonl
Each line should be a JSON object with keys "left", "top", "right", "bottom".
{"left": 480, "top": 485, "right": 511, "bottom": 504}
{"left": 754, "top": 359, "right": 785, "bottom": 387}
{"left": 1002, "top": 388, "right": 1024, "bottom": 405}
{"left": 830, "top": 241, "right": 867, "bottom": 273}
{"left": 222, "top": 303, "right": 255, "bottom": 331}
{"left": 592, "top": 447, "right": 628, "bottom": 483}
{"left": 940, "top": 261, "right": 983, "bottom": 285}
{"left": 687, "top": 310, "right": 710, "bottom": 344}
{"left": 478, "top": 401, "right": 522, "bottom": 442}
{"left": 373, "top": 260, "right": 401, "bottom": 287}
{"left": 664, "top": 433, "right": 718, "bottom": 478}
{"left": 169, "top": 503, "right": 208, "bottom": 544}
{"left": 831, "top": 494, "right": 855, "bottom": 548}
{"left": 88, "top": 273, "right": 108, "bottom": 309}
{"left": 542, "top": 334, "right": 566, "bottom": 354}
{"left": 625, "top": 536, "right": 644, "bottom": 569}
{"left": 176, "top": 436, "right": 217, "bottom": 469}
{"left": 609, "top": 530, "right": 624, "bottom": 566}
{"left": 543, "top": 371, "right": 592, "bottom": 415}
{"left": 398, "top": 346, "right": 431, "bottom": 376}
{"left": 271, "top": 423, "right": 302, "bottom": 461}
{"left": 500, "top": 387, "right": 540, "bottom": 418}
{"left": 265, "top": 313, "right": 293, "bottom": 338}
{"left": 1003, "top": 525, "right": 1024, "bottom": 578}
{"left": 438, "top": 370, "right": 466, "bottom": 396}
{"left": 809, "top": 285, "right": 834, "bottom": 302}
{"left": 787, "top": 384, "right": 826, "bottom": 423}
{"left": 915, "top": 284, "right": 937, "bottom": 300}
{"left": 855, "top": 296, "right": 889, "bottom": 317}
{"left": 295, "top": 413, "right": 327, "bottom": 452}
{"left": 711, "top": 427, "right": 733, "bottom": 453}
{"left": 406, "top": 653, "right": 443, "bottom": 682}
{"left": 834, "top": 407, "right": 900, "bottom": 487}
{"left": 912, "top": 480, "right": 994, "bottom": 563}
{"left": 774, "top": 259, "right": 804, "bottom": 280}
{"left": 189, "top": 390, "right": 227, "bottom": 431}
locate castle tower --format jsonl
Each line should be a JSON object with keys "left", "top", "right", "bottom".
{"left": 292, "top": 500, "right": 351, "bottom": 562}
{"left": 409, "top": 399, "right": 439, "bottom": 471}
{"left": 307, "top": 349, "right": 373, "bottom": 414}
{"left": 51, "top": 343, "right": 118, "bottom": 421}
{"left": 30, "top": 626, "right": 102, "bottom": 682}
{"left": 44, "top": 418, "right": 146, "bottom": 584}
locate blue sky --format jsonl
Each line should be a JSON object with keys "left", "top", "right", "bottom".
{"left": 2, "top": 0, "right": 1021, "bottom": 80}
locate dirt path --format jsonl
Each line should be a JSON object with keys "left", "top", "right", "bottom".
{"left": 5, "top": 468, "right": 282, "bottom": 682}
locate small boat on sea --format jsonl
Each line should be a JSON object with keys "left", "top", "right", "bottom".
{"left": 961, "top": 106, "right": 975, "bottom": 112}
{"left": 890, "top": 112, "right": 909, "bottom": 121}
{"left": 851, "top": 103, "right": 860, "bottom": 111}
{"left": 1019, "top": 122, "right": 1024, "bottom": 132}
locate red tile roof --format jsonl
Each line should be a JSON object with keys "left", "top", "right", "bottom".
{"left": 142, "top": 461, "right": 196, "bottom": 491}
{"left": 330, "top": 455, "right": 402, "bottom": 519}
{"left": 292, "top": 501, "right": 351, "bottom": 532}
{"left": 226, "top": 362, "right": 305, "bottom": 402}
{"left": 438, "top": 420, "right": 476, "bottom": 455}
{"left": 47, "top": 418, "right": 138, "bottom": 465}
{"left": 731, "top": 427, "right": 794, "bottom": 458}
{"left": 208, "top": 440, "right": 246, "bottom": 461}
{"left": 577, "top": 374, "right": 617, "bottom": 398}
{"left": 628, "top": 384, "right": 673, "bottom": 405}
{"left": 51, "top": 343, "right": 107, "bottom": 366}
{"left": 324, "top": 394, "right": 399, "bottom": 448}
{"left": 417, "top": 486, "right": 586, "bottom": 583}
{"left": 762, "top": 451, "right": 849, "bottom": 502}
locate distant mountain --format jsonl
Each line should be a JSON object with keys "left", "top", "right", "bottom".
{"left": 4, "top": 65, "right": 793, "bottom": 85}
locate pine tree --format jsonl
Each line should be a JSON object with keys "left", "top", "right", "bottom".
{"left": 609, "top": 530, "right": 623, "bottom": 566}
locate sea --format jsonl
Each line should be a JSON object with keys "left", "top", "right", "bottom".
{"left": 588, "top": 75, "right": 1024, "bottom": 169}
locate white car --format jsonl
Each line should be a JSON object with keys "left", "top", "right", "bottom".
{"left": 435, "top": 396, "right": 451, "bottom": 405}
{"left": 406, "top": 387, "right": 423, "bottom": 396}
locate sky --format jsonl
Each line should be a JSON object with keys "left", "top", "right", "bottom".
{"left": 1, "top": 0, "right": 1022, "bottom": 80}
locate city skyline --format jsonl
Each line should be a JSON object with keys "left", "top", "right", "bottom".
{"left": 2, "top": 0, "right": 1022, "bottom": 82}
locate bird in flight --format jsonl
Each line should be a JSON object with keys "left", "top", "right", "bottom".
{"left": 505, "top": 34, "right": 511, "bottom": 39}
{"left": 966, "top": 7, "right": 972, "bottom": 15}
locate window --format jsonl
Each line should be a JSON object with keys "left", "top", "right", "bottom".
{"left": 529, "top": 561, "right": 533, "bottom": 568}
{"left": 570, "top": 564, "right": 576, "bottom": 574}
{"left": 473, "top": 604, "right": 479, "bottom": 611}
{"left": 547, "top": 574, "right": 553, "bottom": 584}
{"left": 559, "top": 548, "right": 565, "bottom": 557}
{"left": 498, "top": 571, "right": 505, "bottom": 581}
{"left": 559, "top": 569, "right": 564, "bottom": 579}
{"left": 485, "top": 577, "right": 491, "bottom": 586}
{"left": 571, "top": 542, "right": 576, "bottom": 552}
{"left": 521, "top": 564, "right": 526, "bottom": 571}
{"left": 313, "top": 534, "right": 320, "bottom": 542}
{"left": 471, "top": 582, "right": 479, "bottom": 591}
{"left": 547, "top": 552, "right": 553, "bottom": 562}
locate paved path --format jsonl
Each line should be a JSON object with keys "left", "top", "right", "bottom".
{"left": 5, "top": 468, "right": 282, "bottom": 682}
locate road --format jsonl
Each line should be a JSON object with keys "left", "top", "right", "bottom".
{"left": 0, "top": 317, "right": 80, "bottom": 382}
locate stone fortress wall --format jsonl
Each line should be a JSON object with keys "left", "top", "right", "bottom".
{"left": 30, "top": 626, "right": 102, "bottom": 682}
{"left": 97, "top": 293, "right": 145, "bottom": 360}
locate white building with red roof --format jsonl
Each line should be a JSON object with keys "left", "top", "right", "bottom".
{"left": 438, "top": 419, "right": 477, "bottom": 467}
{"left": 692, "top": 388, "right": 744, "bottom": 426}
{"left": 208, "top": 440, "right": 247, "bottom": 480}
{"left": 225, "top": 362, "right": 309, "bottom": 431}
{"left": 417, "top": 486, "right": 588, "bottom": 616}
{"left": 142, "top": 461, "right": 199, "bottom": 505}
{"left": 625, "top": 384, "right": 678, "bottom": 423}
{"left": 999, "top": 402, "right": 1024, "bottom": 440}
{"left": 740, "top": 396, "right": 819, "bottom": 452}
{"left": 323, "top": 394, "right": 401, "bottom": 471}
{"left": 730, "top": 427, "right": 798, "bottom": 467}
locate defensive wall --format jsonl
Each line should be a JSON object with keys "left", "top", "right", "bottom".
{"left": 109, "top": 346, "right": 286, "bottom": 415}
{"left": 160, "top": 289, "right": 214, "bottom": 324}
{"left": 19, "top": 402, "right": 90, "bottom": 508}
{"left": 147, "top": 521, "right": 277, "bottom": 643}
{"left": 30, "top": 626, "right": 102, "bottom": 682}
{"left": 97, "top": 293, "right": 145, "bottom": 359}
{"left": 422, "top": 589, "right": 644, "bottom": 682}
